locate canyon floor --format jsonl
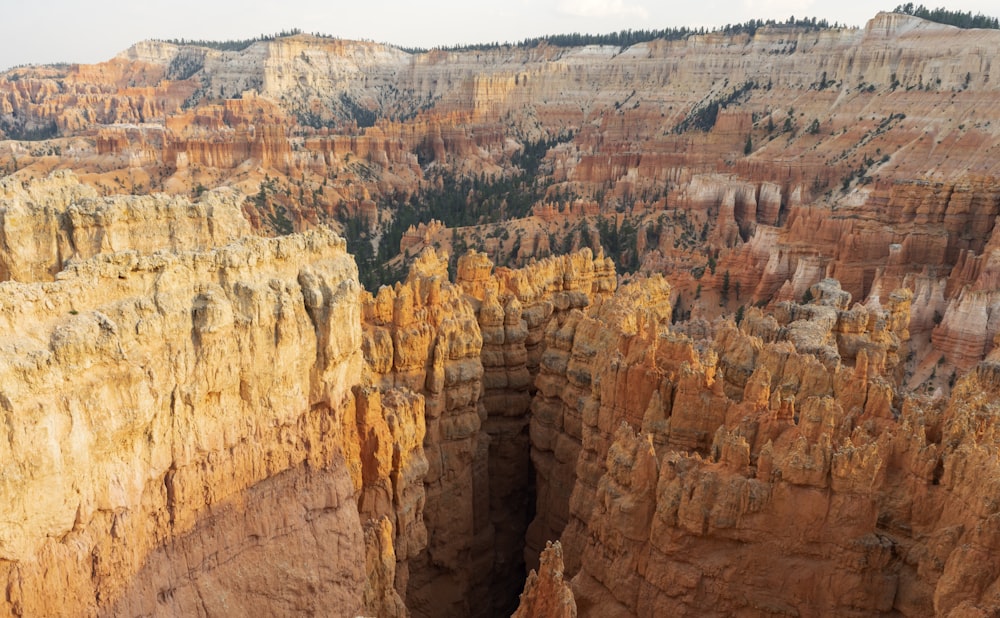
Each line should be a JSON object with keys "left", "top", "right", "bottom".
{"left": 3, "top": 10, "right": 1000, "bottom": 617}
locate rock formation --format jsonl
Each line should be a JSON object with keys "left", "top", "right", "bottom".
{"left": 0, "top": 171, "right": 250, "bottom": 281}
{"left": 358, "top": 246, "right": 615, "bottom": 616}
{"left": 4, "top": 15, "right": 1000, "bottom": 349}
{"left": 0, "top": 214, "right": 371, "bottom": 615}
{"left": 512, "top": 541, "right": 576, "bottom": 618}
{"left": 5, "top": 13, "right": 997, "bottom": 381}
{"left": 5, "top": 10, "right": 1000, "bottom": 618}
{"left": 514, "top": 275, "right": 1000, "bottom": 616}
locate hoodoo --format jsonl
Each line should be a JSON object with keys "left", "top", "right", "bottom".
{"left": 3, "top": 8, "right": 1000, "bottom": 616}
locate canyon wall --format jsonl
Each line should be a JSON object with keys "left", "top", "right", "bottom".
{"left": 0, "top": 173, "right": 432, "bottom": 617}
{"left": 6, "top": 12, "right": 1000, "bottom": 618}
{"left": 517, "top": 276, "right": 1000, "bottom": 616}
{"left": 5, "top": 14, "right": 1000, "bottom": 379}
{"left": 358, "top": 247, "right": 615, "bottom": 616}
{"left": 0, "top": 222, "right": 373, "bottom": 615}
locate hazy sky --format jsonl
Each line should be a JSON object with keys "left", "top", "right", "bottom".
{"left": 3, "top": 0, "right": 999, "bottom": 69}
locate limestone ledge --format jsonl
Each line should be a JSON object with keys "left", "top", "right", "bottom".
{"left": 0, "top": 171, "right": 250, "bottom": 282}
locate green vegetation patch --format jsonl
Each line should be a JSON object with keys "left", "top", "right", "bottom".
{"left": 892, "top": 4, "right": 999, "bottom": 29}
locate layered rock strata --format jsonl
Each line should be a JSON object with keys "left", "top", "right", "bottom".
{"left": 0, "top": 171, "right": 627, "bottom": 617}
{"left": 6, "top": 16, "right": 1000, "bottom": 382}
{"left": 0, "top": 176, "right": 437, "bottom": 618}
{"left": 361, "top": 249, "right": 491, "bottom": 617}
{"left": 8, "top": 13, "right": 1000, "bottom": 610}
{"left": 457, "top": 249, "right": 616, "bottom": 614}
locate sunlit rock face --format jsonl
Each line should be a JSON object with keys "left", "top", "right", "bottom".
{"left": 4, "top": 10, "right": 1000, "bottom": 618}
{"left": 0, "top": 203, "right": 370, "bottom": 614}
{"left": 515, "top": 275, "right": 1000, "bottom": 616}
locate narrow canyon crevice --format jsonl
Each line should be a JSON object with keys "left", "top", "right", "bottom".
{"left": 359, "top": 248, "right": 614, "bottom": 617}
{"left": 484, "top": 419, "right": 534, "bottom": 616}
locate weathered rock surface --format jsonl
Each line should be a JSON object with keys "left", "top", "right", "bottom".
{"left": 458, "top": 248, "right": 616, "bottom": 614}
{"left": 0, "top": 221, "right": 371, "bottom": 616}
{"left": 361, "top": 248, "right": 491, "bottom": 617}
{"left": 512, "top": 541, "right": 577, "bottom": 618}
{"left": 0, "top": 171, "right": 250, "bottom": 282}
{"left": 5, "top": 171, "right": 1000, "bottom": 618}
{"left": 517, "top": 274, "right": 1000, "bottom": 616}
{"left": 0, "top": 176, "right": 433, "bottom": 618}
{"left": 358, "top": 246, "right": 614, "bottom": 616}
{"left": 7, "top": 11, "right": 1000, "bottom": 618}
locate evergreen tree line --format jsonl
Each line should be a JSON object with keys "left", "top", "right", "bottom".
{"left": 432, "top": 17, "right": 834, "bottom": 53}
{"left": 594, "top": 216, "right": 640, "bottom": 273}
{"left": 155, "top": 16, "right": 840, "bottom": 57}
{"left": 159, "top": 29, "right": 309, "bottom": 52}
{"left": 892, "top": 4, "right": 1000, "bottom": 29}
{"left": 0, "top": 119, "right": 59, "bottom": 141}
{"left": 340, "top": 135, "right": 570, "bottom": 291}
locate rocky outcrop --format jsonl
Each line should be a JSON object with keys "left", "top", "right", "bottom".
{"left": 931, "top": 287, "right": 1000, "bottom": 370}
{"left": 458, "top": 248, "right": 616, "bottom": 614}
{"left": 512, "top": 541, "right": 577, "bottom": 618}
{"left": 0, "top": 223, "right": 372, "bottom": 616}
{"left": 0, "top": 171, "right": 249, "bottom": 282}
{"left": 562, "top": 354, "right": 1000, "bottom": 616}
{"left": 0, "top": 176, "right": 440, "bottom": 618}
{"left": 353, "top": 387, "right": 428, "bottom": 616}
{"left": 400, "top": 219, "right": 446, "bottom": 255}
{"left": 357, "top": 247, "right": 615, "bottom": 616}
{"left": 527, "top": 275, "right": 673, "bottom": 571}
{"left": 361, "top": 248, "right": 489, "bottom": 617}
{"left": 514, "top": 270, "right": 1000, "bottom": 616}
{"left": 0, "top": 167, "right": 625, "bottom": 616}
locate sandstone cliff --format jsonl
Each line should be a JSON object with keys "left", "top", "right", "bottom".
{"left": 517, "top": 276, "right": 1000, "bottom": 616}
{"left": 5, "top": 14, "right": 1000, "bottom": 380}
{"left": 0, "top": 171, "right": 250, "bottom": 282}
{"left": 0, "top": 175, "right": 436, "bottom": 618}
{"left": 5, "top": 11, "right": 1000, "bottom": 618}
{"left": 0, "top": 221, "right": 371, "bottom": 616}
{"left": 359, "top": 246, "right": 615, "bottom": 616}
